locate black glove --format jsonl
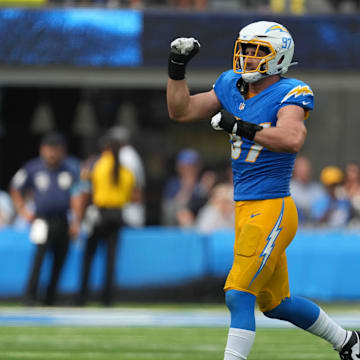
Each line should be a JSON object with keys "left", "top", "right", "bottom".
{"left": 211, "top": 110, "right": 263, "bottom": 141}
{"left": 168, "top": 37, "right": 200, "bottom": 80}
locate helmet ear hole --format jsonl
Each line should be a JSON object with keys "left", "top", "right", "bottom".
{"left": 278, "top": 55, "right": 285, "bottom": 65}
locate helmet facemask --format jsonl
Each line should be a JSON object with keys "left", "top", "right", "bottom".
{"left": 233, "top": 39, "right": 276, "bottom": 83}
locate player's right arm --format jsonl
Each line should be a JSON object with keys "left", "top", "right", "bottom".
{"left": 10, "top": 167, "right": 35, "bottom": 223}
{"left": 167, "top": 37, "right": 221, "bottom": 122}
{"left": 167, "top": 83, "right": 221, "bottom": 122}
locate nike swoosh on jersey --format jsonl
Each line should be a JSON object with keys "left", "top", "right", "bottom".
{"left": 250, "top": 213, "right": 261, "bottom": 218}
{"left": 302, "top": 101, "right": 310, "bottom": 105}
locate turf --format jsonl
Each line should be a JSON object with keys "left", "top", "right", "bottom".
{"left": 0, "top": 326, "right": 341, "bottom": 360}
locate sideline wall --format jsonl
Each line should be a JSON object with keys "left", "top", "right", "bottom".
{"left": 1, "top": 226, "right": 359, "bottom": 301}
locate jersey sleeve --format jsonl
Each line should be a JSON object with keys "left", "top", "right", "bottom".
{"left": 279, "top": 82, "right": 314, "bottom": 112}
{"left": 213, "top": 70, "right": 233, "bottom": 109}
{"left": 10, "top": 164, "right": 31, "bottom": 191}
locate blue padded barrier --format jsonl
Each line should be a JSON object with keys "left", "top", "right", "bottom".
{"left": 0, "top": 228, "right": 33, "bottom": 295}
{"left": 205, "top": 230, "right": 234, "bottom": 278}
{"left": 287, "top": 229, "right": 360, "bottom": 300}
{"left": 0, "top": 227, "right": 207, "bottom": 296}
{"left": 116, "top": 227, "right": 206, "bottom": 288}
{"left": 1, "top": 227, "right": 360, "bottom": 300}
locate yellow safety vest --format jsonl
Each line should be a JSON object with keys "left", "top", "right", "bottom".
{"left": 91, "top": 151, "right": 135, "bottom": 208}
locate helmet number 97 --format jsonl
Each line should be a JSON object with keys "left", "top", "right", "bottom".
{"left": 282, "top": 37, "right": 292, "bottom": 49}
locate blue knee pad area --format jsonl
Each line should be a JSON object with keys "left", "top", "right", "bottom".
{"left": 225, "top": 290, "right": 256, "bottom": 331}
{"left": 263, "top": 296, "right": 320, "bottom": 329}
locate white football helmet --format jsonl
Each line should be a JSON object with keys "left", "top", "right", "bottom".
{"left": 233, "top": 21, "right": 296, "bottom": 83}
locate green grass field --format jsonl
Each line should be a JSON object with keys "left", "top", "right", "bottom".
{"left": 0, "top": 326, "right": 341, "bottom": 360}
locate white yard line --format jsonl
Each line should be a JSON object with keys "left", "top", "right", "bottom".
{"left": 0, "top": 307, "right": 359, "bottom": 328}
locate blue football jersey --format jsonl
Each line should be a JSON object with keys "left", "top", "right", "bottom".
{"left": 214, "top": 70, "right": 314, "bottom": 201}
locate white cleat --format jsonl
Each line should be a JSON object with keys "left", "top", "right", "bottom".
{"left": 339, "top": 331, "right": 360, "bottom": 360}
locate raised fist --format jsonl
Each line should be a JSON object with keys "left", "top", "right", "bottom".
{"left": 170, "top": 37, "right": 200, "bottom": 56}
{"left": 168, "top": 37, "right": 201, "bottom": 80}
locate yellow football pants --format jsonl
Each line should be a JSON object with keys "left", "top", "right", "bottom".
{"left": 224, "top": 196, "right": 298, "bottom": 312}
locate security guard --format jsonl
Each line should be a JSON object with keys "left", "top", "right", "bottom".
{"left": 10, "top": 132, "right": 81, "bottom": 306}
{"left": 76, "top": 130, "right": 135, "bottom": 306}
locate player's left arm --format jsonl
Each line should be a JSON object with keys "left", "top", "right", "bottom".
{"left": 253, "top": 105, "right": 307, "bottom": 153}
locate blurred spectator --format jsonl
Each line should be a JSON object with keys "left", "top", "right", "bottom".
{"left": 312, "top": 166, "right": 352, "bottom": 227}
{"left": 176, "top": 168, "right": 217, "bottom": 227}
{"left": 0, "top": 190, "right": 15, "bottom": 227}
{"left": 49, "top": 0, "right": 174, "bottom": 7}
{"left": 327, "top": 0, "right": 360, "bottom": 12}
{"left": 76, "top": 130, "right": 136, "bottom": 306}
{"left": 195, "top": 182, "right": 234, "bottom": 234}
{"left": 290, "top": 156, "right": 326, "bottom": 226}
{"left": 162, "top": 149, "right": 214, "bottom": 226}
{"left": 10, "top": 132, "right": 81, "bottom": 306}
{"left": 170, "top": 0, "right": 207, "bottom": 10}
{"left": 43, "top": 0, "right": 360, "bottom": 11}
{"left": 270, "top": 0, "right": 307, "bottom": 14}
{"left": 241, "top": 0, "right": 269, "bottom": 11}
{"left": 129, "top": 0, "right": 142, "bottom": 7}
{"left": 108, "top": 125, "right": 146, "bottom": 227}
{"left": 343, "top": 162, "right": 360, "bottom": 198}
{"left": 107, "top": 0, "right": 143, "bottom": 7}
{"left": 343, "top": 162, "right": 360, "bottom": 225}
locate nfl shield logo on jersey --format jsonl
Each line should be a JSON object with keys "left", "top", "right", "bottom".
{"left": 239, "top": 102, "right": 246, "bottom": 111}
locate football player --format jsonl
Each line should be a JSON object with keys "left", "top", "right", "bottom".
{"left": 167, "top": 21, "right": 360, "bottom": 360}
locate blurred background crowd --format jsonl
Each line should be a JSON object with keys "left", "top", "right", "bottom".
{"left": 14, "top": 0, "right": 360, "bottom": 14}
{"left": 3, "top": 145, "right": 360, "bottom": 233}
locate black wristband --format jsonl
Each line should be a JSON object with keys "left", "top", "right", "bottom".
{"left": 234, "top": 120, "right": 263, "bottom": 141}
{"left": 168, "top": 53, "right": 187, "bottom": 80}
{"left": 218, "top": 110, "right": 236, "bottom": 133}
{"left": 168, "top": 42, "right": 200, "bottom": 80}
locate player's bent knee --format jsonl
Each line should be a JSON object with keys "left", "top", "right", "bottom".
{"left": 263, "top": 296, "right": 320, "bottom": 330}
{"left": 226, "top": 289, "right": 256, "bottom": 311}
{"left": 225, "top": 290, "right": 256, "bottom": 331}
{"left": 263, "top": 296, "right": 296, "bottom": 320}
{"left": 263, "top": 302, "right": 285, "bottom": 319}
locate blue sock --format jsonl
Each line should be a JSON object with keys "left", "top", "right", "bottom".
{"left": 263, "top": 296, "right": 320, "bottom": 329}
{"left": 225, "top": 289, "right": 256, "bottom": 331}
